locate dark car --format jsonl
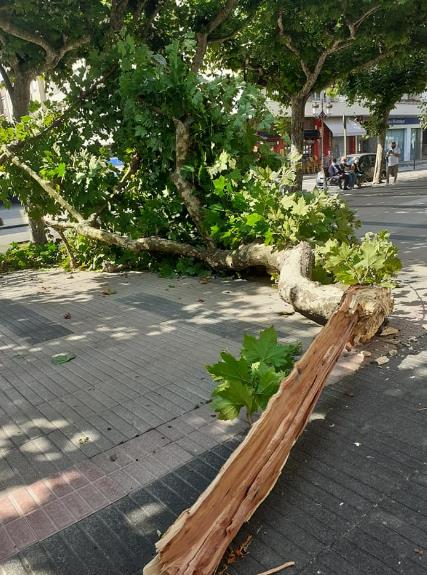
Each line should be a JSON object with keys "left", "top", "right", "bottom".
{"left": 316, "top": 153, "right": 386, "bottom": 188}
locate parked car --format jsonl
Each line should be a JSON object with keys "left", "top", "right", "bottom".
{"left": 316, "top": 153, "right": 386, "bottom": 188}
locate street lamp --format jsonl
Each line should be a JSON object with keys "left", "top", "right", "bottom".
{"left": 312, "top": 94, "right": 333, "bottom": 189}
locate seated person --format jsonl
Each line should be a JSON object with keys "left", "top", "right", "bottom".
{"left": 328, "top": 158, "right": 348, "bottom": 188}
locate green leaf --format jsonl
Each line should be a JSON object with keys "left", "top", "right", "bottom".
{"left": 242, "top": 326, "right": 300, "bottom": 370}
{"left": 51, "top": 352, "right": 76, "bottom": 365}
{"left": 253, "top": 362, "right": 282, "bottom": 409}
{"left": 207, "top": 353, "right": 252, "bottom": 386}
{"left": 56, "top": 163, "right": 66, "bottom": 178}
{"left": 211, "top": 380, "right": 255, "bottom": 420}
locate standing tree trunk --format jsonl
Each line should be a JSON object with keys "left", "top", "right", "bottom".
{"left": 9, "top": 70, "right": 48, "bottom": 244}
{"left": 373, "top": 109, "right": 390, "bottom": 185}
{"left": 290, "top": 95, "right": 306, "bottom": 190}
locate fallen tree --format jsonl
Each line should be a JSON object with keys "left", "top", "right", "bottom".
{"left": 2, "top": 147, "right": 394, "bottom": 342}
{"left": 143, "top": 286, "right": 368, "bottom": 575}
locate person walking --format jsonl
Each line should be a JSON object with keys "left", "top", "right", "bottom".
{"left": 386, "top": 141, "right": 401, "bottom": 184}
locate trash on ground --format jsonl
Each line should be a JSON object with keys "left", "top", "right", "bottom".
{"left": 101, "top": 287, "right": 117, "bottom": 295}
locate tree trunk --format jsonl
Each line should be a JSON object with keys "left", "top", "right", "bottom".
{"left": 142, "top": 287, "right": 368, "bottom": 575}
{"left": 373, "top": 111, "right": 389, "bottom": 184}
{"left": 10, "top": 73, "right": 32, "bottom": 121}
{"left": 290, "top": 95, "right": 306, "bottom": 190}
{"left": 27, "top": 211, "right": 48, "bottom": 244}
{"left": 9, "top": 70, "right": 48, "bottom": 244}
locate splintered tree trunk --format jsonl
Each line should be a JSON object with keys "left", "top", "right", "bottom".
{"left": 10, "top": 71, "right": 48, "bottom": 244}
{"left": 290, "top": 95, "right": 306, "bottom": 191}
{"left": 143, "top": 287, "right": 364, "bottom": 575}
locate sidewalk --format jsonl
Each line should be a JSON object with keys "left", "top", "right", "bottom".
{"left": 0, "top": 177, "right": 426, "bottom": 574}
{"left": 303, "top": 164, "right": 427, "bottom": 191}
{"left": 0, "top": 269, "right": 325, "bottom": 569}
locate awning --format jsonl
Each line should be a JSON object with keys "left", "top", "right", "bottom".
{"left": 323, "top": 118, "right": 366, "bottom": 137}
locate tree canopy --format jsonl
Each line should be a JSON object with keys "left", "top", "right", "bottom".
{"left": 0, "top": 0, "right": 404, "bottom": 310}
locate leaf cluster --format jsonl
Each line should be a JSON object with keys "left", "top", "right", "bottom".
{"left": 205, "top": 158, "right": 359, "bottom": 248}
{"left": 0, "top": 241, "right": 62, "bottom": 272}
{"left": 207, "top": 326, "right": 301, "bottom": 422}
{"left": 315, "top": 231, "right": 401, "bottom": 287}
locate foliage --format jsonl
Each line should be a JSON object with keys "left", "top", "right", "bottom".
{"left": 211, "top": 1, "right": 421, "bottom": 104}
{"left": 0, "top": 241, "right": 62, "bottom": 272}
{"left": 207, "top": 326, "right": 301, "bottom": 422}
{"left": 315, "top": 231, "right": 401, "bottom": 288}
{"left": 205, "top": 157, "right": 359, "bottom": 248}
{"left": 339, "top": 53, "right": 427, "bottom": 136}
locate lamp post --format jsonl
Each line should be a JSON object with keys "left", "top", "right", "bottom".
{"left": 312, "top": 93, "right": 332, "bottom": 189}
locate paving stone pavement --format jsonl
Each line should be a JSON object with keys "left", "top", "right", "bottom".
{"left": 1, "top": 337, "right": 426, "bottom": 575}
{"left": 1, "top": 268, "right": 331, "bottom": 563}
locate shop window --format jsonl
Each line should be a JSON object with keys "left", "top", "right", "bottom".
{"left": 386, "top": 129, "right": 405, "bottom": 159}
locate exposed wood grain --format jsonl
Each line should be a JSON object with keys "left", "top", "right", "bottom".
{"left": 144, "top": 287, "right": 363, "bottom": 575}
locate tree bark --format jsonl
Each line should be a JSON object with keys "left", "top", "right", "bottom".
{"left": 9, "top": 70, "right": 32, "bottom": 122}
{"left": 290, "top": 95, "right": 306, "bottom": 190}
{"left": 373, "top": 110, "right": 389, "bottom": 184}
{"left": 172, "top": 119, "right": 214, "bottom": 248}
{"left": 9, "top": 69, "right": 48, "bottom": 244}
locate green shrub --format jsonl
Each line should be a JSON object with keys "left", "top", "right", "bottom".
{"left": 207, "top": 326, "right": 301, "bottom": 423}
{"left": 315, "top": 231, "right": 401, "bottom": 287}
{"left": 0, "top": 241, "right": 62, "bottom": 272}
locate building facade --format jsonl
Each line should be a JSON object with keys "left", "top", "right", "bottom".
{"left": 267, "top": 93, "right": 426, "bottom": 170}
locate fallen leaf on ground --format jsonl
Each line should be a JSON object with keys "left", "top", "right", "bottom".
{"left": 256, "top": 562, "right": 296, "bottom": 575}
{"left": 78, "top": 436, "right": 89, "bottom": 444}
{"left": 380, "top": 326, "right": 399, "bottom": 337}
{"left": 101, "top": 287, "right": 117, "bottom": 295}
{"left": 51, "top": 352, "right": 76, "bottom": 364}
{"left": 63, "top": 312, "right": 71, "bottom": 319}
{"left": 415, "top": 549, "right": 424, "bottom": 555}
{"left": 375, "top": 355, "right": 389, "bottom": 366}
{"left": 361, "top": 350, "right": 372, "bottom": 357}
{"left": 199, "top": 277, "right": 209, "bottom": 284}
{"left": 197, "top": 298, "right": 205, "bottom": 303}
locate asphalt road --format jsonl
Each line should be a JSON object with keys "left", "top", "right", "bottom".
{"left": 341, "top": 175, "right": 427, "bottom": 267}
{"left": 0, "top": 204, "right": 29, "bottom": 252}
